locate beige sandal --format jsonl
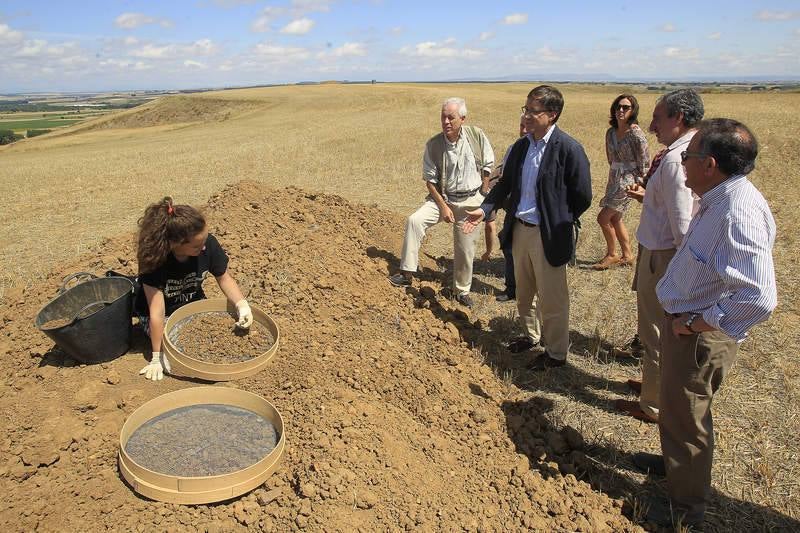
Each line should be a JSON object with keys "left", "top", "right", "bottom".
{"left": 591, "top": 255, "right": 621, "bottom": 270}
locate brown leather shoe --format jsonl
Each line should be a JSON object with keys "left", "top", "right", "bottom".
{"left": 626, "top": 379, "right": 642, "bottom": 395}
{"left": 507, "top": 336, "right": 538, "bottom": 353}
{"left": 614, "top": 399, "right": 658, "bottom": 423}
{"left": 527, "top": 352, "right": 566, "bottom": 371}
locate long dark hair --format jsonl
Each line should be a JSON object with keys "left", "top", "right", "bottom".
{"left": 609, "top": 94, "right": 640, "bottom": 129}
{"left": 137, "top": 196, "right": 206, "bottom": 274}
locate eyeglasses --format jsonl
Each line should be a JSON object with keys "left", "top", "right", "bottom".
{"left": 680, "top": 151, "right": 708, "bottom": 163}
{"left": 615, "top": 104, "right": 632, "bottom": 111}
{"left": 521, "top": 106, "right": 548, "bottom": 116}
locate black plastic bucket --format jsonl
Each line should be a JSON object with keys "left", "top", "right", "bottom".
{"left": 34, "top": 272, "right": 135, "bottom": 364}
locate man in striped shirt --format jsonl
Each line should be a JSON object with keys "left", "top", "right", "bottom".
{"left": 636, "top": 118, "right": 777, "bottom": 528}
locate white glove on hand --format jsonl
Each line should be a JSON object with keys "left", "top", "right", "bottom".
{"left": 139, "top": 351, "right": 171, "bottom": 381}
{"left": 235, "top": 299, "right": 253, "bottom": 329}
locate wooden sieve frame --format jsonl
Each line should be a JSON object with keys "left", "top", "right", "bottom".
{"left": 118, "top": 386, "right": 286, "bottom": 504}
{"left": 163, "top": 298, "right": 279, "bottom": 381}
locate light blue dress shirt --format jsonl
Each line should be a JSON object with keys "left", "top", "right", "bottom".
{"left": 515, "top": 126, "right": 555, "bottom": 225}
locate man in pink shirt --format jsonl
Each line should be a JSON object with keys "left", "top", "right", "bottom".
{"left": 617, "top": 89, "right": 703, "bottom": 423}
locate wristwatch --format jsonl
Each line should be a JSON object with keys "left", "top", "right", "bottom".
{"left": 684, "top": 313, "right": 700, "bottom": 333}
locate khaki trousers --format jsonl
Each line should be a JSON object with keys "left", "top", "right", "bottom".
{"left": 659, "top": 320, "right": 738, "bottom": 521}
{"left": 512, "top": 224, "right": 567, "bottom": 359}
{"left": 636, "top": 247, "right": 676, "bottom": 419}
{"left": 400, "top": 192, "right": 484, "bottom": 295}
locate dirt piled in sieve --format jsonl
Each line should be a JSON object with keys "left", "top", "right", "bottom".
{"left": 0, "top": 181, "right": 643, "bottom": 532}
{"left": 169, "top": 311, "right": 275, "bottom": 363}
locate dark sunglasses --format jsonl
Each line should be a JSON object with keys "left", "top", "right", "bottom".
{"left": 680, "top": 151, "right": 708, "bottom": 163}
{"left": 615, "top": 104, "right": 632, "bottom": 111}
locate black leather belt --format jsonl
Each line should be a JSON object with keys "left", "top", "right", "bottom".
{"left": 517, "top": 218, "right": 537, "bottom": 227}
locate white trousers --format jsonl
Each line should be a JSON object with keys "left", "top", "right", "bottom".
{"left": 400, "top": 192, "right": 484, "bottom": 295}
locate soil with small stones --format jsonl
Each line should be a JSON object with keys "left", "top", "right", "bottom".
{"left": 170, "top": 312, "right": 275, "bottom": 363}
{"left": 125, "top": 404, "right": 278, "bottom": 477}
{"left": 39, "top": 318, "right": 72, "bottom": 329}
{"left": 0, "top": 181, "right": 643, "bottom": 532}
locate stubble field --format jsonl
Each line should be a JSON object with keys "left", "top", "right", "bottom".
{"left": 0, "top": 83, "right": 798, "bottom": 531}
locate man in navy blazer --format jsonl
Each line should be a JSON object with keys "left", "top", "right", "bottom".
{"left": 464, "top": 85, "right": 592, "bottom": 370}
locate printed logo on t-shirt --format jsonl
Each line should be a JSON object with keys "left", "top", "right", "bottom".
{"left": 164, "top": 270, "right": 209, "bottom": 306}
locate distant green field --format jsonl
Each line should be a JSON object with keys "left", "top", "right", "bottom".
{"left": 0, "top": 117, "right": 85, "bottom": 132}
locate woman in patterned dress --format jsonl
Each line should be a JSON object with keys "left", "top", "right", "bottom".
{"left": 592, "top": 94, "right": 650, "bottom": 270}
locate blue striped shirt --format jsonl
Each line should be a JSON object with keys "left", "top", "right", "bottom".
{"left": 656, "top": 175, "right": 777, "bottom": 341}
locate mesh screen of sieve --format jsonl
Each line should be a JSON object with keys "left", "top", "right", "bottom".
{"left": 125, "top": 404, "right": 278, "bottom": 477}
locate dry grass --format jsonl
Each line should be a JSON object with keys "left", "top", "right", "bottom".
{"left": 1, "top": 83, "right": 797, "bottom": 530}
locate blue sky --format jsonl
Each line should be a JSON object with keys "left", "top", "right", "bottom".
{"left": 1, "top": 0, "right": 799, "bottom": 92}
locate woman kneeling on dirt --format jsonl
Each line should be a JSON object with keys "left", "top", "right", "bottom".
{"left": 136, "top": 197, "right": 253, "bottom": 381}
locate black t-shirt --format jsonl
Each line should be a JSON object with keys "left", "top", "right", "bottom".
{"left": 138, "top": 234, "right": 229, "bottom": 316}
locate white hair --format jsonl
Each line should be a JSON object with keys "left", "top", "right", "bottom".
{"left": 442, "top": 97, "right": 467, "bottom": 118}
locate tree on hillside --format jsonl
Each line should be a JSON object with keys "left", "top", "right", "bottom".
{"left": 27, "top": 129, "right": 52, "bottom": 138}
{"left": 0, "top": 130, "right": 24, "bottom": 145}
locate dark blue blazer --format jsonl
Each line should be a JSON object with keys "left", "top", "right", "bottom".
{"left": 481, "top": 126, "right": 592, "bottom": 267}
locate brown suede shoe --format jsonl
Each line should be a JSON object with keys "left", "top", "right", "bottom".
{"left": 626, "top": 379, "right": 642, "bottom": 395}
{"left": 614, "top": 399, "right": 658, "bottom": 423}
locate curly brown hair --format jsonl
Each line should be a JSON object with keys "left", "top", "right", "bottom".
{"left": 136, "top": 196, "right": 206, "bottom": 274}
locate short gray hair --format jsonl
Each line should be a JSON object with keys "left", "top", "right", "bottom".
{"left": 658, "top": 89, "right": 704, "bottom": 128}
{"left": 442, "top": 97, "right": 467, "bottom": 118}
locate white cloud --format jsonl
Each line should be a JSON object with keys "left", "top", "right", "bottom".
{"left": 129, "top": 39, "right": 218, "bottom": 59}
{"left": 291, "top": 0, "right": 332, "bottom": 14}
{"left": 0, "top": 23, "right": 24, "bottom": 44}
{"left": 281, "top": 18, "right": 315, "bottom": 34}
{"left": 660, "top": 23, "right": 677, "bottom": 32}
{"left": 756, "top": 10, "right": 800, "bottom": 21}
{"left": 664, "top": 47, "right": 699, "bottom": 59}
{"left": 187, "top": 39, "right": 218, "bottom": 55}
{"left": 253, "top": 42, "right": 310, "bottom": 63}
{"left": 708, "top": 32, "right": 721, "bottom": 40}
{"left": 251, "top": 6, "right": 286, "bottom": 32}
{"left": 502, "top": 13, "right": 528, "bottom": 25}
{"left": 400, "top": 41, "right": 484, "bottom": 58}
{"left": 535, "top": 45, "right": 570, "bottom": 63}
{"left": 390, "top": 26, "right": 404, "bottom": 36}
{"left": 479, "top": 31, "right": 494, "bottom": 41}
{"left": 184, "top": 60, "right": 207, "bottom": 69}
{"left": 115, "top": 12, "right": 173, "bottom": 29}
{"left": 123, "top": 36, "right": 139, "bottom": 46}
{"left": 327, "top": 42, "right": 366, "bottom": 57}
{"left": 130, "top": 44, "right": 173, "bottom": 58}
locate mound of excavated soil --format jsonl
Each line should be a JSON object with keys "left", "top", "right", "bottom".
{"left": 0, "top": 181, "right": 641, "bottom": 532}
{"left": 80, "top": 95, "right": 264, "bottom": 131}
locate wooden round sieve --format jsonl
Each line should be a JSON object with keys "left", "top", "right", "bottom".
{"left": 118, "top": 386, "right": 286, "bottom": 504}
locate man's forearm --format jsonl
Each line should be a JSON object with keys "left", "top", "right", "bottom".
{"left": 481, "top": 170, "right": 490, "bottom": 194}
{"left": 426, "top": 181, "right": 448, "bottom": 209}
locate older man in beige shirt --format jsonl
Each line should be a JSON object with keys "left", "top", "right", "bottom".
{"left": 618, "top": 88, "right": 703, "bottom": 423}
{"left": 389, "top": 97, "right": 494, "bottom": 308}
